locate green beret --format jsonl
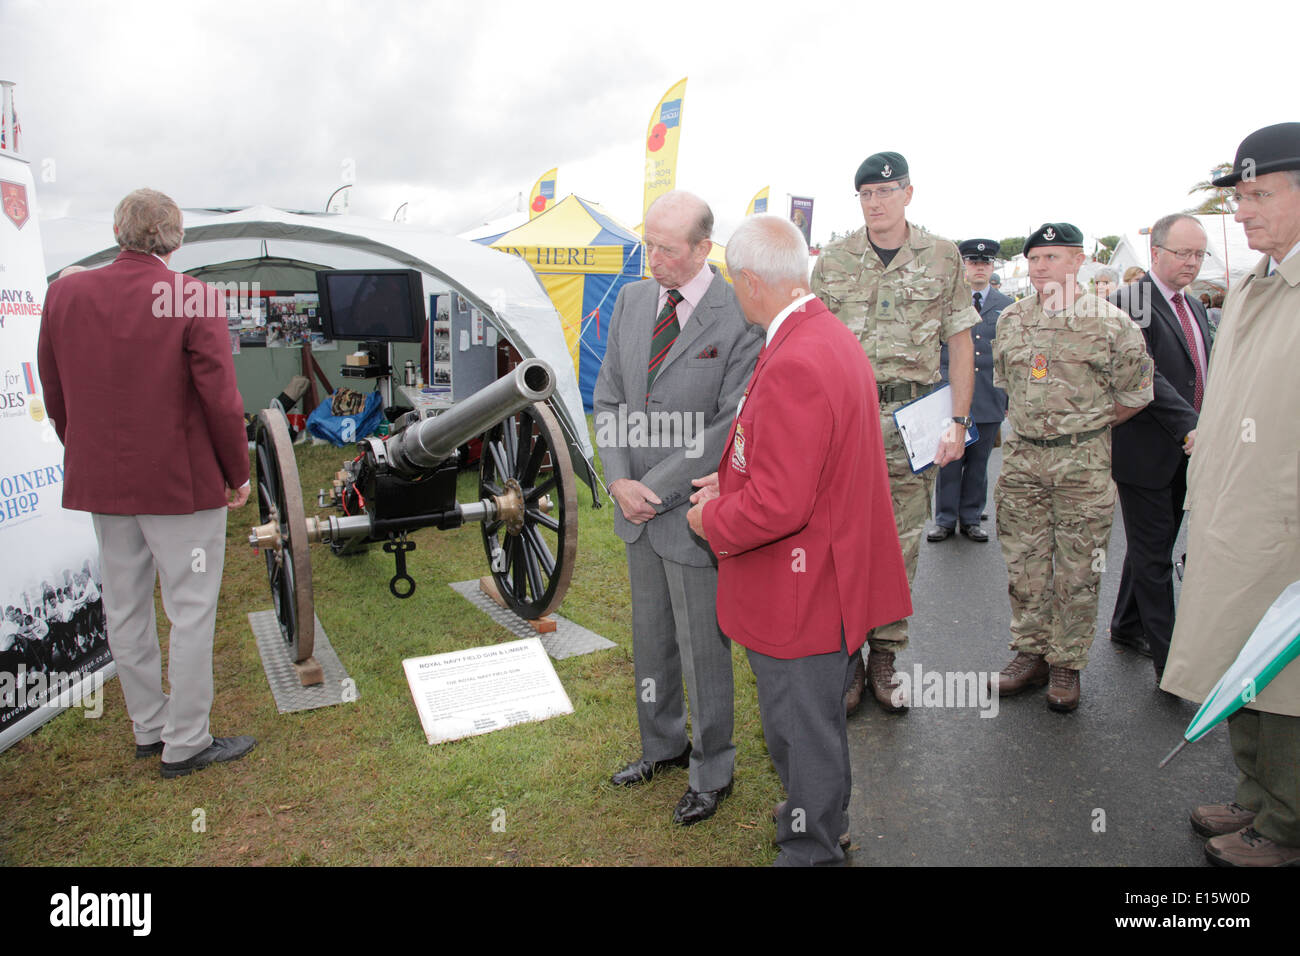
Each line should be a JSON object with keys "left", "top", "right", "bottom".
{"left": 1023, "top": 222, "right": 1083, "bottom": 253}
{"left": 855, "top": 152, "right": 909, "bottom": 188}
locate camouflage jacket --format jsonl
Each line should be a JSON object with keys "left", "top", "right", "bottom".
{"left": 994, "top": 292, "right": 1153, "bottom": 438}
{"left": 811, "top": 223, "right": 979, "bottom": 386}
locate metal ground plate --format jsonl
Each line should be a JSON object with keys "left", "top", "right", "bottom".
{"left": 448, "top": 580, "right": 616, "bottom": 659}
{"left": 249, "top": 610, "right": 359, "bottom": 714}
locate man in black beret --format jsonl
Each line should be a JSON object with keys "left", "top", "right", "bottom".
{"left": 811, "top": 151, "right": 978, "bottom": 714}
{"left": 930, "top": 239, "right": 1011, "bottom": 543}
{"left": 1162, "top": 122, "right": 1300, "bottom": 866}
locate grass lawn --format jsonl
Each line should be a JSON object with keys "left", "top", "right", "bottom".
{"left": 0, "top": 418, "right": 781, "bottom": 866}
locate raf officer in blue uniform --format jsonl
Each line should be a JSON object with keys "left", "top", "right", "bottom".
{"left": 929, "top": 239, "right": 1011, "bottom": 542}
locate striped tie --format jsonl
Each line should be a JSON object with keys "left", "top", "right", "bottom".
{"left": 648, "top": 289, "right": 684, "bottom": 389}
{"left": 1171, "top": 293, "right": 1204, "bottom": 411}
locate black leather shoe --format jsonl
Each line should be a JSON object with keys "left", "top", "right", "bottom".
{"left": 927, "top": 525, "right": 955, "bottom": 542}
{"left": 135, "top": 741, "right": 163, "bottom": 759}
{"left": 672, "top": 781, "right": 732, "bottom": 826}
{"left": 1109, "top": 629, "right": 1152, "bottom": 657}
{"left": 160, "top": 735, "right": 256, "bottom": 779}
{"left": 960, "top": 524, "right": 989, "bottom": 542}
{"left": 610, "top": 744, "right": 691, "bottom": 787}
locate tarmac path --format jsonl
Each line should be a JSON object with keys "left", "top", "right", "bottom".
{"left": 844, "top": 443, "right": 1227, "bottom": 867}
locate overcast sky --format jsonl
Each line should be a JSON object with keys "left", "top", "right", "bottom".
{"left": 4, "top": 0, "right": 1294, "bottom": 251}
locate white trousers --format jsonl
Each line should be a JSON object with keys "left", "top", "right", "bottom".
{"left": 92, "top": 508, "right": 227, "bottom": 762}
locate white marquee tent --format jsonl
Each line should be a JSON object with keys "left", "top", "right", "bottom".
{"left": 41, "top": 206, "right": 598, "bottom": 493}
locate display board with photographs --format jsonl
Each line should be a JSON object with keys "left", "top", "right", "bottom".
{"left": 432, "top": 296, "right": 453, "bottom": 387}
{"left": 234, "top": 296, "right": 267, "bottom": 348}
{"left": 232, "top": 293, "right": 337, "bottom": 351}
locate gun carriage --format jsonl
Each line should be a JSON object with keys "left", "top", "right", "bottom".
{"left": 248, "top": 358, "right": 578, "bottom": 676}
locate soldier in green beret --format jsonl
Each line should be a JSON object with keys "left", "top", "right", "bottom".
{"left": 990, "top": 223, "right": 1153, "bottom": 711}
{"left": 811, "top": 151, "right": 979, "bottom": 714}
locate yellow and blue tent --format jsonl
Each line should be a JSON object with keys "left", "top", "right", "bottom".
{"left": 481, "top": 195, "right": 643, "bottom": 411}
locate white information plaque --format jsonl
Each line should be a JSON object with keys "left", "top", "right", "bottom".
{"left": 402, "top": 638, "right": 574, "bottom": 745}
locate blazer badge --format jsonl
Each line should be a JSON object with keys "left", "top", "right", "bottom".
{"left": 731, "top": 423, "right": 748, "bottom": 473}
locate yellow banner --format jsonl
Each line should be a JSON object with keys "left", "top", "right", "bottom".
{"left": 745, "top": 187, "right": 769, "bottom": 217}
{"left": 642, "top": 77, "right": 687, "bottom": 220}
{"left": 537, "top": 273, "right": 584, "bottom": 379}
{"left": 529, "top": 168, "right": 557, "bottom": 219}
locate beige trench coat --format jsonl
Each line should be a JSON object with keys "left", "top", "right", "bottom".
{"left": 1162, "top": 252, "right": 1300, "bottom": 717}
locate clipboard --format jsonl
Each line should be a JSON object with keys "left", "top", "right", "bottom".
{"left": 892, "top": 384, "right": 979, "bottom": 473}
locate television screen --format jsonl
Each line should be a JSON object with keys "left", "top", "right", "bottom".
{"left": 316, "top": 269, "right": 425, "bottom": 342}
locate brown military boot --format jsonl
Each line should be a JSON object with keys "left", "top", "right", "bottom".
{"left": 991, "top": 652, "right": 1048, "bottom": 696}
{"left": 1205, "top": 827, "right": 1300, "bottom": 867}
{"left": 866, "top": 649, "right": 907, "bottom": 712}
{"left": 1046, "top": 665, "right": 1080, "bottom": 712}
{"left": 844, "top": 655, "right": 866, "bottom": 717}
{"left": 1191, "top": 802, "right": 1258, "bottom": 838}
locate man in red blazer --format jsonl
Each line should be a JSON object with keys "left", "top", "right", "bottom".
{"left": 687, "top": 216, "right": 911, "bottom": 865}
{"left": 38, "top": 188, "right": 255, "bottom": 778}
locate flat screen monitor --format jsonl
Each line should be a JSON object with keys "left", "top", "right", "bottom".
{"left": 315, "top": 269, "right": 426, "bottom": 342}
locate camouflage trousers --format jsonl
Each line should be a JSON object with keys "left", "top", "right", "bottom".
{"left": 866, "top": 414, "right": 932, "bottom": 654}
{"left": 994, "top": 435, "right": 1116, "bottom": 669}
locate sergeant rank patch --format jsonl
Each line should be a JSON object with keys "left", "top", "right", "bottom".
{"left": 1030, "top": 354, "right": 1048, "bottom": 380}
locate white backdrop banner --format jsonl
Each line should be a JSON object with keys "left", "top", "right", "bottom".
{"left": 0, "top": 149, "right": 114, "bottom": 753}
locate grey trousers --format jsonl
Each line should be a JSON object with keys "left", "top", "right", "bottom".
{"left": 747, "top": 634, "right": 857, "bottom": 866}
{"left": 1229, "top": 708, "right": 1300, "bottom": 846}
{"left": 626, "top": 534, "right": 735, "bottom": 793}
{"left": 92, "top": 508, "right": 228, "bottom": 763}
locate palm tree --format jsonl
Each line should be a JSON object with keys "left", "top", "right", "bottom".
{"left": 1187, "top": 163, "right": 1234, "bottom": 215}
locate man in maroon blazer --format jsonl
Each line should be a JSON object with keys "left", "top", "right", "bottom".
{"left": 687, "top": 216, "right": 910, "bottom": 865}
{"left": 38, "top": 188, "right": 255, "bottom": 778}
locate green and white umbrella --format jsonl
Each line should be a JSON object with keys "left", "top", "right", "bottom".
{"left": 1160, "top": 580, "right": 1300, "bottom": 768}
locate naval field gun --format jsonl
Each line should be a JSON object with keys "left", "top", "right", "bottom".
{"left": 248, "top": 358, "right": 577, "bottom": 677}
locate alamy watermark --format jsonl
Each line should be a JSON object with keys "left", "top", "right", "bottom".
{"left": 152, "top": 278, "right": 261, "bottom": 318}
{"left": 594, "top": 404, "right": 706, "bottom": 458}
{"left": 891, "top": 664, "right": 999, "bottom": 718}
{"left": 0, "top": 666, "right": 104, "bottom": 717}
{"left": 49, "top": 885, "right": 150, "bottom": 936}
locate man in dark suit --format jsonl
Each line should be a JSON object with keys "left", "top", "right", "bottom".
{"left": 593, "top": 190, "right": 761, "bottom": 825}
{"left": 1109, "top": 213, "right": 1212, "bottom": 683}
{"left": 930, "top": 238, "right": 1012, "bottom": 542}
{"left": 687, "top": 216, "right": 911, "bottom": 865}
{"left": 38, "top": 188, "right": 254, "bottom": 778}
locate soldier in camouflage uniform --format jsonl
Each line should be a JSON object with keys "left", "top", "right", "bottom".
{"left": 811, "top": 152, "right": 979, "bottom": 714}
{"left": 991, "top": 223, "right": 1153, "bottom": 712}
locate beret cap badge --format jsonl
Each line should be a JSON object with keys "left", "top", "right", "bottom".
{"left": 1023, "top": 222, "right": 1083, "bottom": 253}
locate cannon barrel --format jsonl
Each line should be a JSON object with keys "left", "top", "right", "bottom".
{"left": 386, "top": 358, "right": 556, "bottom": 479}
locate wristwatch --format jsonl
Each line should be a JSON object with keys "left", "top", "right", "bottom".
{"left": 948, "top": 416, "right": 974, "bottom": 429}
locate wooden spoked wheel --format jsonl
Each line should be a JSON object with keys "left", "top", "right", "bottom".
{"left": 478, "top": 401, "right": 578, "bottom": 619}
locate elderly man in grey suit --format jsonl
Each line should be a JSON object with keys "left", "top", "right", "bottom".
{"left": 594, "top": 190, "right": 762, "bottom": 825}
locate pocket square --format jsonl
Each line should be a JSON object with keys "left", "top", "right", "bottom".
{"left": 694, "top": 345, "right": 719, "bottom": 359}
